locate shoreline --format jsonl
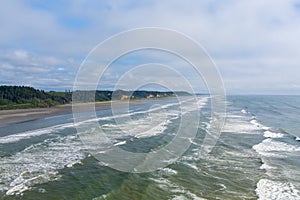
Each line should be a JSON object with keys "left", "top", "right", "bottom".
{"left": 0, "top": 100, "right": 146, "bottom": 127}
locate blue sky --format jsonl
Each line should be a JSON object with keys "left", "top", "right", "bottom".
{"left": 0, "top": 0, "right": 300, "bottom": 94}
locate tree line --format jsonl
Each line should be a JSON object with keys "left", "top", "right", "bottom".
{"left": 0, "top": 86, "right": 72, "bottom": 109}
{"left": 0, "top": 86, "right": 190, "bottom": 110}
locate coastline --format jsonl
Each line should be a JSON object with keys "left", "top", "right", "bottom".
{"left": 0, "top": 100, "right": 146, "bottom": 127}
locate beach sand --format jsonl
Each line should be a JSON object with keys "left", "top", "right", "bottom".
{"left": 0, "top": 100, "right": 146, "bottom": 126}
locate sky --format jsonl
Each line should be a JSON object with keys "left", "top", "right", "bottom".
{"left": 1, "top": 0, "right": 300, "bottom": 94}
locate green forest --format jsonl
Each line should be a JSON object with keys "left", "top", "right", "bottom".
{"left": 0, "top": 86, "right": 189, "bottom": 110}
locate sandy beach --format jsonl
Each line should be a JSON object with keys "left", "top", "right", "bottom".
{"left": 0, "top": 100, "right": 146, "bottom": 127}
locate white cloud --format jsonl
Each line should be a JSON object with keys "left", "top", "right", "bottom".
{"left": 0, "top": 49, "right": 77, "bottom": 90}
{"left": 0, "top": 0, "right": 300, "bottom": 93}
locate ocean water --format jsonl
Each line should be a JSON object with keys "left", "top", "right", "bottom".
{"left": 0, "top": 96, "right": 299, "bottom": 200}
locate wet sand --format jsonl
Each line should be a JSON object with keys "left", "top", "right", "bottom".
{"left": 0, "top": 101, "right": 146, "bottom": 127}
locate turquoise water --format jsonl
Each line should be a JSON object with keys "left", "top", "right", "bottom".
{"left": 0, "top": 96, "right": 299, "bottom": 199}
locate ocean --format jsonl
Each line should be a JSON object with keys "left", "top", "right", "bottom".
{"left": 0, "top": 96, "right": 299, "bottom": 200}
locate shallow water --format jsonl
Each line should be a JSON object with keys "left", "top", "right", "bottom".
{"left": 0, "top": 96, "right": 299, "bottom": 199}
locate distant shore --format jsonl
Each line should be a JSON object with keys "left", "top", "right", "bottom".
{"left": 0, "top": 100, "right": 146, "bottom": 127}
{"left": 0, "top": 85, "right": 187, "bottom": 110}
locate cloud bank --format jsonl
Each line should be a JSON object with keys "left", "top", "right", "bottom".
{"left": 0, "top": 0, "right": 300, "bottom": 94}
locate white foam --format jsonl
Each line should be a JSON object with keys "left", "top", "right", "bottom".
{"left": 0, "top": 129, "right": 53, "bottom": 144}
{"left": 241, "top": 109, "right": 247, "bottom": 114}
{"left": 250, "top": 120, "right": 270, "bottom": 130}
{"left": 0, "top": 122, "right": 75, "bottom": 144}
{"left": 114, "top": 141, "right": 127, "bottom": 146}
{"left": 296, "top": 137, "right": 300, "bottom": 141}
{"left": 253, "top": 139, "right": 300, "bottom": 157}
{"left": 78, "top": 100, "right": 200, "bottom": 152}
{"left": 256, "top": 179, "right": 300, "bottom": 200}
{"left": 135, "top": 119, "right": 169, "bottom": 138}
{"left": 225, "top": 114, "right": 244, "bottom": 118}
{"left": 188, "top": 137, "right": 198, "bottom": 145}
{"left": 0, "top": 101, "right": 182, "bottom": 144}
{"left": 102, "top": 123, "right": 116, "bottom": 128}
{"left": 0, "top": 100, "right": 189, "bottom": 144}
{"left": 181, "top": 162, "right": 199, "bottom": 171}
{"left": 250, "top": 119, "right": 258, "bottom": 125}
{"left": 263, "top": 131, "right": 284, "bottom": 138}
{"left": 197, "top": 97, "right": 209, "bottom": 108}
{"left": 260, "top": 163, "right": 276, "bottom": 170}
{"left": 66, "top": 160, "right": 83, "bottom": 168}
{"left": 110, "top": 112, "right": 173, "bottom": 139}
{"left": 14, "top": 97, "right": 205, "bottom": 144}
{"left": 111, "top": 97, "right": 206, "bottom": 139}
{"left": 105, "top": 98, "right": 194, "bottom": 121}
{"left": 6, "top": 172, "right": 60, "bottom": 196}
{"left": 222, "top": 119, "right": 261, "bottom": 134}
{"left": 202, "top": 122, "right": 211, "bottom": 130}
{"left": 150, "top": 177, "right": 204, "bottom": 200}
{"left": 0, "top": 135, "right": 87, "bottom": 195}
{"left": 179, "top": 155, "right": 195, "bottom": 161}
{"left": 102, "top": 99, "right": 204, "bottom": 140}
{"left": 171, "top": 193, "right": 207, "bottom": 200}
{"left": 158, "top": 168, "right": 178, "bottom": 175}
{"left": 221, "top": 113, "right": 255, "bottom": 134}
{"left": 0, "top": 97, "right": 209, "bottom": 195}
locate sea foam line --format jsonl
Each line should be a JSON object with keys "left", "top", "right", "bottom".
{"left": 253, "top": 138, "right": 300, "bottom": 157}
{"left": 263, "top": 130, "right": 284, "bottom": 138}
{"left": 0, "top": 135, "right": 86, "bottom": 195}
{"left": 0, "top": 122, "right": 75, "bottom": 144}
{"left": 249, "top": 116, "right": 300, "bottom": 200}
{"left": 0, "top": 99, "right": 195, "bottom": 144}
{"left": 256, "top": 179, "right": 300, "bottom": 200}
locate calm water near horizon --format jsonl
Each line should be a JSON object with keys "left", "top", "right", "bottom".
{"left": 0, "top": 96, "right": 299, "bottom": 200}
